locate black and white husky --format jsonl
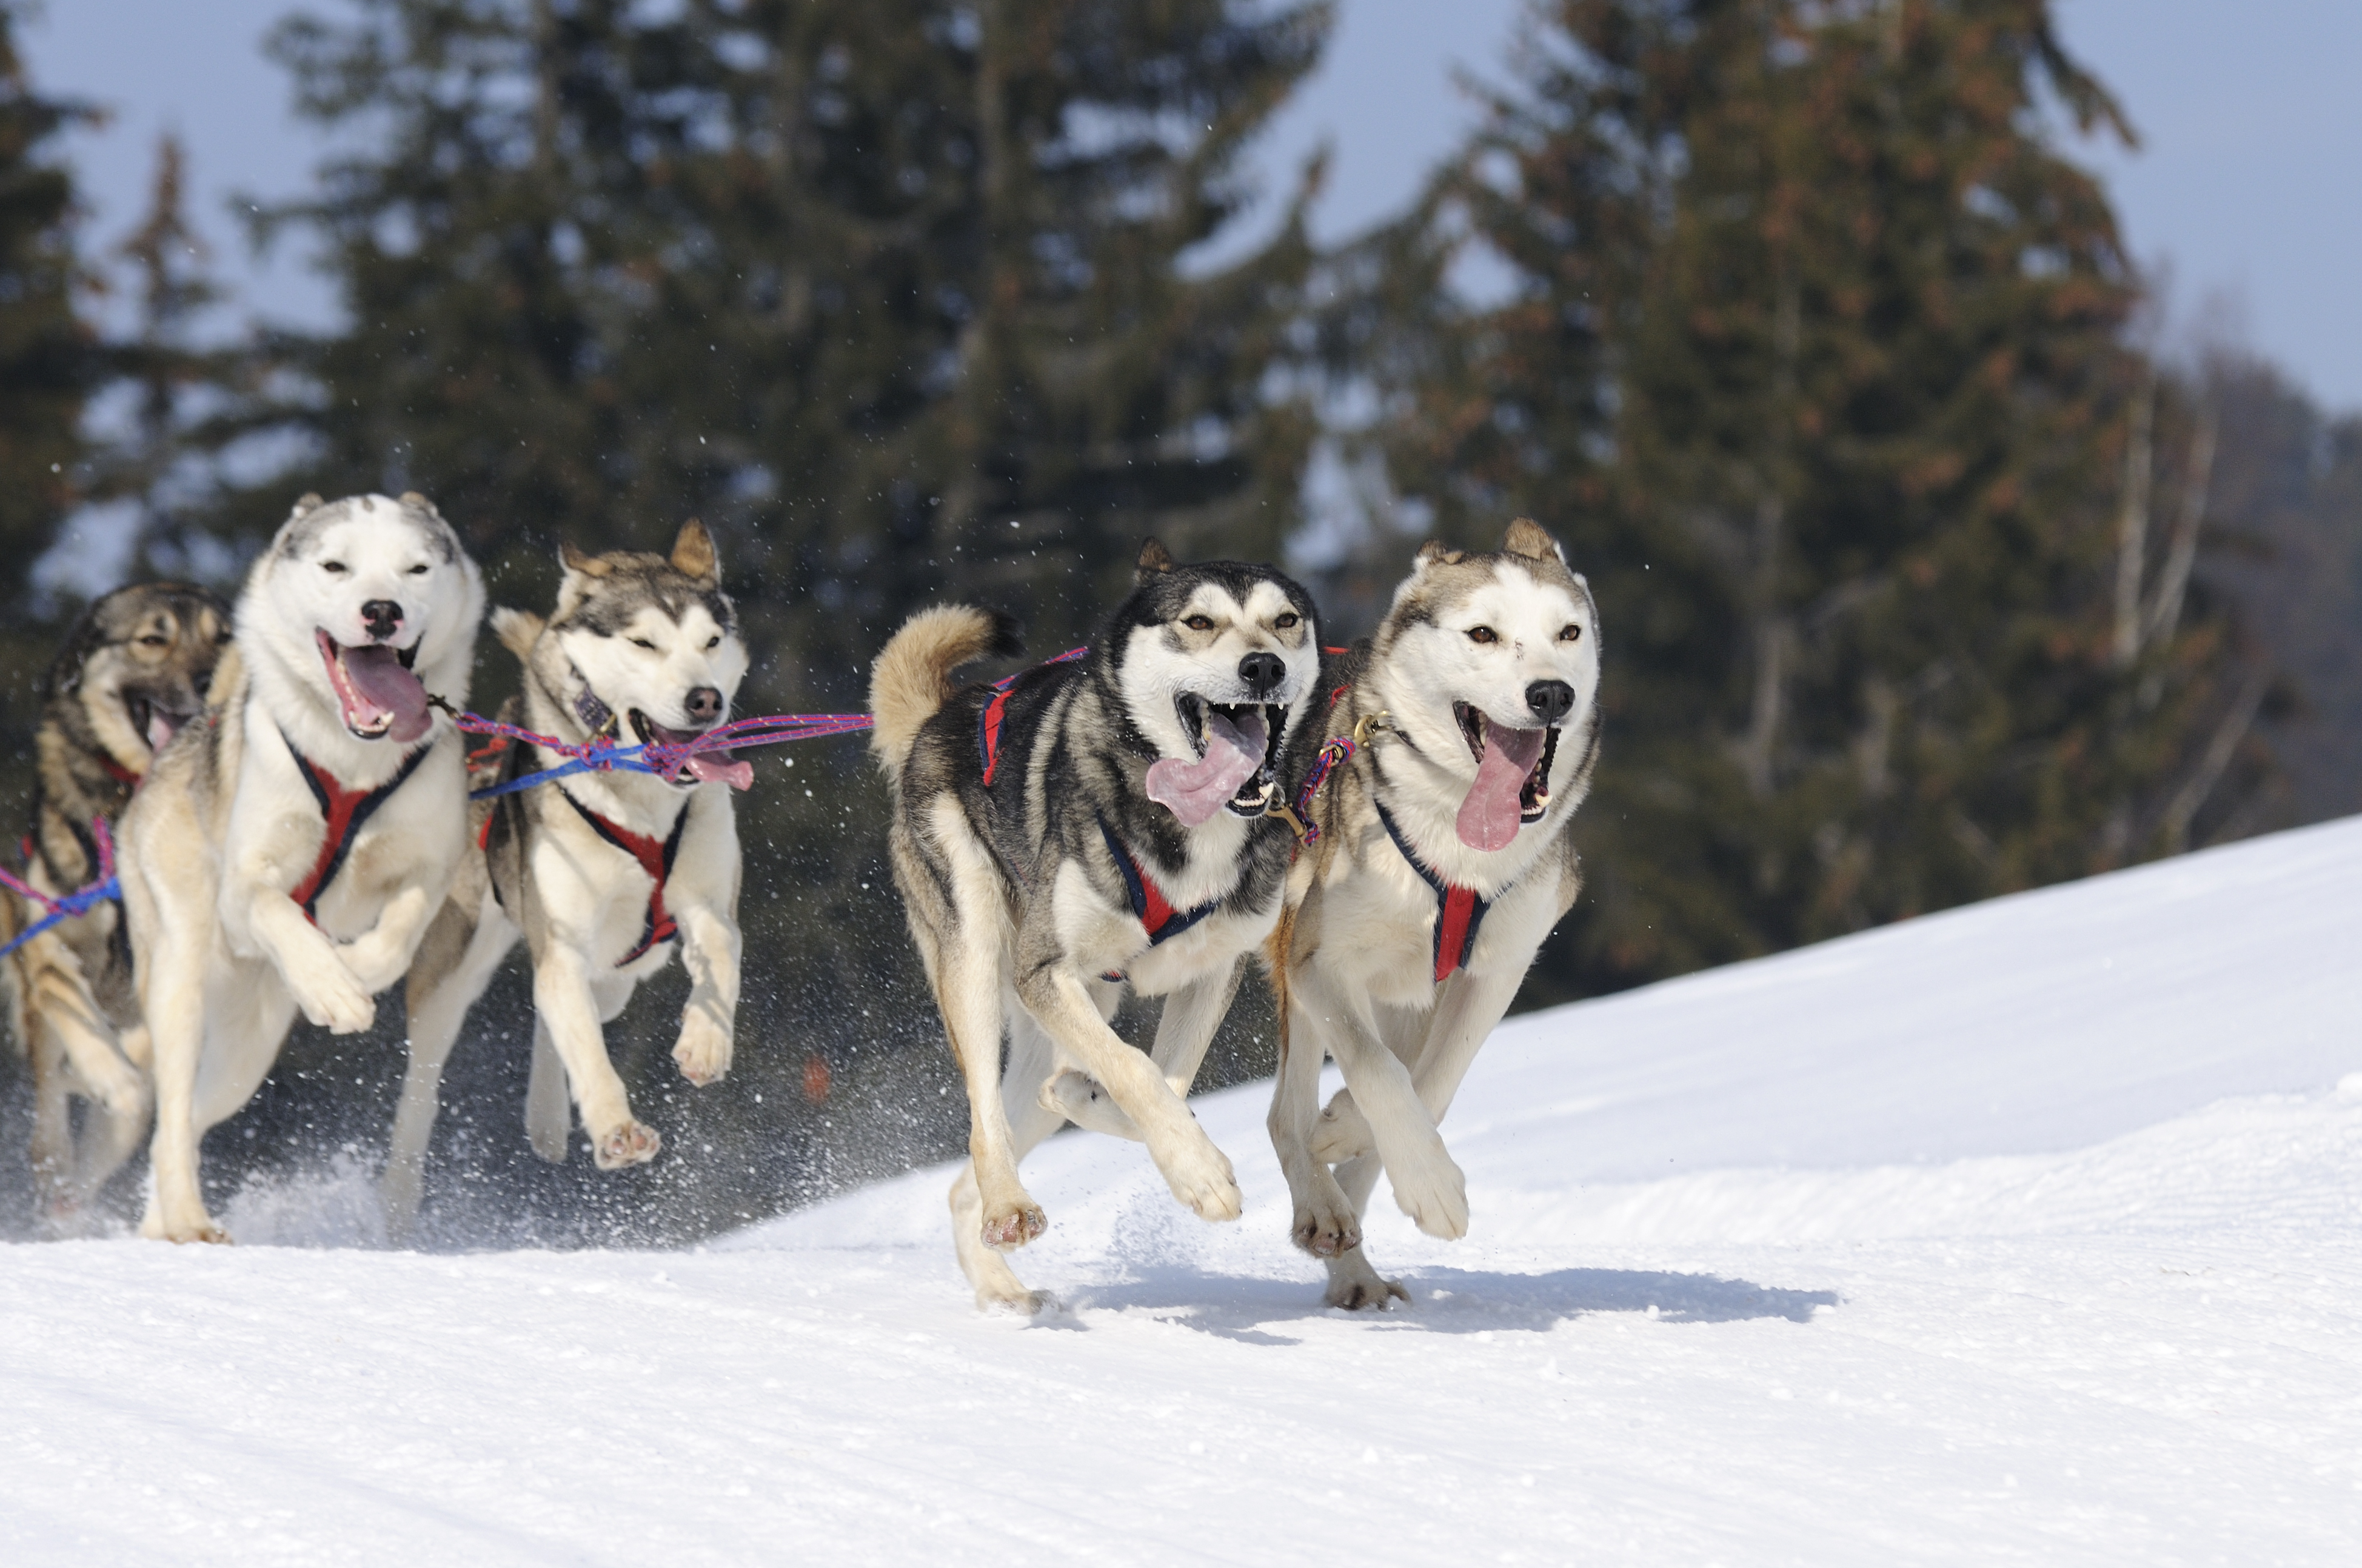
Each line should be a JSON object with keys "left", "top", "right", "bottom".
{"left": 118, "top": 493, "right": 484, "bottom": 1243}
{"left": 871, "top": 541, "right": 1320, "bottom": 1311}
{"left": 381, "top": 522, "right": 748, "bottom": 1234}
{"left": 1267, "top": 519, "right": 1602, "bottom": 1307}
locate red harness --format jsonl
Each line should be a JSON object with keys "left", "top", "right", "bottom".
{"left": 561, "top": 790, "right": 689, "bottom": 965}
{"left": 1376, "top": 802, "right": 1490, "bottom": 984}
{"left": 285, "top": 736, "right": 433, "bottom": 922}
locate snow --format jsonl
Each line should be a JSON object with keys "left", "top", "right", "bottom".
{"left": 8, "top": 818, "right": 2362, "bottom": 1564}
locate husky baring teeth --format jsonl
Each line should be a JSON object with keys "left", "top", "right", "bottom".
{"left": 870, "top": 538, "right": 1320, "bottom": 1312}
{"left": 381, "top": 521, "right": 751, "bottom": 1237}
{"left": 1267, "top": 517, "right": 1601, "bottom": 1310}
{"left": 2, "top": 581, "right": 230, "bottom": 1226}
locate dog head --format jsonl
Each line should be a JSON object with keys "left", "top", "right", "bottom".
{"left": 508, "top": 519, "right": 752, "bottom": 788}
{"left": 45, "top": 581, "right": 233, "bottom": 776}
{"left": 1370, "top": 518, "right": 1601, "bottom": 852}
{"left": 249, "top": 491, "right": 483, "bottom": 746}
{"left": 1103, "top": 539, "right": 1321, "bottom": 827}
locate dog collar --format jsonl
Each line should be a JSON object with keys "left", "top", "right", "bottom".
{"left": 1374, "top": 801, "right": 1493, "bottom": 984}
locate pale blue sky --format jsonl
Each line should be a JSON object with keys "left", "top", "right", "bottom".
{"left": 24, "top": 1, "right": 2362, "bottom": 409}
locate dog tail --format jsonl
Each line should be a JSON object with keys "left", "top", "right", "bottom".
{"left": 869, "top": 606, "right": 1021, "bottom": 779}
{"left": 491, "top": 607, "right": 545, "bottom": 661}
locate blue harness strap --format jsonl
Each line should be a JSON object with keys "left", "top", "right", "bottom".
{"left": 1375, "top": 801, "right": 1491, "bottom": 984}
{"left": 1095, "top": 813, "right": 1220, "bottom": 947}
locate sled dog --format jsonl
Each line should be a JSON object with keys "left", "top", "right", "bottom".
{"left": 871, "top": 541, "right": 1320, "bottom": 1311}
{"left": 381, "top": 521, "right": 749, "bottom": 1233}
{"left": 2, "top": 582, "right": 230, "bottom": 1221}
{"left": 117, "top": 492, "right": 484, "bottom": 1243}
{"left": 1266, "top": 519, "right": 1601, "bottom": 1307}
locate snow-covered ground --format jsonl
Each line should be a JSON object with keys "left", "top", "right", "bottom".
{"left": 7, "top": 819, "right": 2362, "bottom": 1564}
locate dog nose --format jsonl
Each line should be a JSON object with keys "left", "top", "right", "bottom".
{"left": 360, "top": 600, "right": 403, "bottom": 640}
{"left": 1237, "top": 652, "right": 1285, "bottom": 698}
{"left": 684, "top": 686, "right": 724, "bottom": 726}
{"left": 1526, "top": 679, "right": 1576, "bottom": 725}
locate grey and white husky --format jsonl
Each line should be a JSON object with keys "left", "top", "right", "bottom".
{"left": 871, "top": 541, "right": 1320, "bottom": 1311}
{"left": 381, "top": 522, "right": 748, "bottom": 1234}
{"left": 117, "top": 492, "right": 484, "bottom": 1243}
{"left": 1266, "top": 518, "right": 1601, "bottom": 1307}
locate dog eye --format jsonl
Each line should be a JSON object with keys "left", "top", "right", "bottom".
{"left": 705, "top": 635, "right": 720, "bottom": 649}
{"left": 1559, "top": 624, "right": 1583, "bottom": 642}
{"left": 407, "top": 564, "right": 430, "bottom": 576}
{"left": 138, "top": 635, "right": 170, "bottom": 649}
{"left": 321, "top": 561, "right": 349, "bottom": 575}
{"left": 631, "top": 637, "right": 657, "bottom": 650}
{"left": 1467, "top": 626, "right": 1498, "bottom": 645}
{"left": 1183, "top": 615, "right": 1215, "bottom": 632}
{"left": 1274, "top": 612, "right": 1299, "bottom": 630}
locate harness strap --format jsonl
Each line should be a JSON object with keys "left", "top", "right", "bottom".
{"left": 561, "top": 789, "right": 690, "bottom": 966}
{"left": 1375, "top": 801, "right": 1491, "bottom": 985}
{"left": 1095, "top": 813, "right": 1219, "bottom": 949}
{"left": 97, "top": 755, "right": 141, "bottom": 789}
{"left": 286, "top": 735, "right": 434, "bottom": 922}
{"left": 977, "top": 687, "right": 1015, "bottom": 785}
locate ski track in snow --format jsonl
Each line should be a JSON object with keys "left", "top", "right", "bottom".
{"left": 7, "top": 819, "right": 2362, "bottom": 1563}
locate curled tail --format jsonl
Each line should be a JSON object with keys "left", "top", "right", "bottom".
{"left": 868, "top": 606, "right": 1021, "bottom": 781}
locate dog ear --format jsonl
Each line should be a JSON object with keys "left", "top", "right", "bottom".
{"left": 1502, "top": 516, "right": 1566, "bottom": 566}
{"left": 290, "top": 492, "right": 323, "bottom": 519}
{"left": 398, "top": 490, "right": 441, "bottom": 517}
{"left": 1411, "top": 539, "right": 1463, "bottom": 575}
{"left": 1136, "top": 538, "right": 1175, "bottom": 582}
{"left": 669, "top": 518, "right": 720, "bottom": 585}
{"left": 559, "top": 542, "right": 611, "bottom": 579}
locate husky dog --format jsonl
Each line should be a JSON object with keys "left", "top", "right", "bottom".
{"left": 2, "top": 582, "right": 230, "bottom": 1220}
{"left": 381, "top": 522, "right": 749, "bottom": 1233}
{"left": 116, "top": 492, "right": 484, "bottom": 1243}
{"left": 871, "top": 540, "right": 1320, "bottom": 1311}
{"left": 1266, "top": 519, "right": 1601, "bottom": 1308}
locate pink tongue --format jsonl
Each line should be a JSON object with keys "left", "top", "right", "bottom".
{"left": 1145, "top": 707, "right": 1268, "bottom": 827}
{"left": 146, "top": 712, "right": 179, "bottom": 755}
{"left": 340, "top": 643, "right": 432, "bottom": 744}
{"left": 1456, "top": 721, "right": 1546, "bottom": 852}
{"left": 684, "top": 753, "right": 754, "bottom": 790}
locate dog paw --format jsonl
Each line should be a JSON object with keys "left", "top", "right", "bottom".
{"left": 1156, "top": 1138, "right": 1243, "bottom": 1224}
{"left": 142, "top": 1212, "right": 230, "bottom": 1246}
{"left": 1324, "top": 1250, "right": 1410, "bottom": 1311}
{"left": 671, "top": 1012, "right": 733, "bottom": 1086}
{"left": 1291, "top": 1171, "right": 1362, "bottom": 1258}
{"left": 980, "top": 1199, "right": 1048, "bottom": 1252}
{"left": 87, "top": 1061, "right": 152, "bottom": 1123}
{"left": 592, "top": 1119, "right": 662, "bottom": 1170}
{"left": 1388, "top": 1143, "right": 1470, "bottom": 1239}
{"left": 975, "top": 1284, "right": 1056, "bottom": 1316}
{"left": 289, "top": 963, "right": 376, "bottom": 1036}
{"left": 1041, "top": 1070, "right": 1143, "bottom": 1140}
{"left": 1310, "top": 1089, "right": 1375, "bottom": 1164}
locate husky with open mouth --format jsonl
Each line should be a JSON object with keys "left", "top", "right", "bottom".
{"left": 115, "top": 492, "right": 484, "bottom": 1243}
{"left": 1266, "top": 519, "right": 1601, "bottom": 1308}
{"left": 2, "top": 582, "right": 230, "bottom": 1223}
{"left": 871, "top": 541, "right": 1320, "bottom": 1311}
{"left": 377, "top": 521, "right": 749, "bottom": 1234}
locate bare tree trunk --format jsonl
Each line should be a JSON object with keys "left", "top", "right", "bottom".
{"left": 2110, "top": 367, "right": 2156, "bottom": 669}
{"left": 1739, "top": 271, "right": 1800, "bottom": 798}
{"left": 2144, "top": 398, "right": 2216, "bottom": 652}
{"left": 2160, "top": 661, "right": 2270, "bottom": 853}
{"left": 936, "top": 0, "right": 1007, "bottom": 556}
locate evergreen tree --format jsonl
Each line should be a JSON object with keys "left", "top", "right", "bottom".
{"left": 0, "top": 4, "right": 93, "bottom": 608}
{"left": 1336, "top": 0, "right": 2261, "bottom": 999}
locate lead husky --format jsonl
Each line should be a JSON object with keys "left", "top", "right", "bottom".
{"left": 871, "top": 541, "right": 1320, "bottom": 1311}
{"left": 117, "top": 492, "right": 484, "bottom": 1243}
{"left": 4, "top": 582, "right": 230, "bottom": 1221}
{"left": 1267, "top": 519, "right": 1601, "bottom": 1307}
{"left": 381, "top": 522, "right": 749, "bottom": 1235}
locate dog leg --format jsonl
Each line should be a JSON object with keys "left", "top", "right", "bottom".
{"left": 1042, "top": 962, "right": 1239, "bottom": 1139}
{"left": 338, "top": 881, "right": 437, "bottom": 995}
{"left": 244, "top": 886, "right": 375, "bottom": 1036}
{"left": 523, "top": 1017, "right": 572, "bottom": 1163}
{"left": 950, "top": 1006, "right": 1068, "bottom": 1312}
{"left": 670, "top": 899, "right": 740, "bottom": 1087}
{"left": 27, "top": 1022, "right": 72, "bottom": 1221}
{"left": 384, "top": 894, "right": 514, "bottom": 1239}
{"left": 138, "top": 935, "right": 226, "bottom": 1244}
{"left": 1299, "top": 962, "right": 1467, "bottom": 1240}
{"left": 27, "top": 948, "right": 147, "bottom": 1124}
{"left": 65, "top": 1087, "right": 153, "bottom": 1217}
{"left": 529, "top": 946, "right": 658, "bottom": 1170}
{"left": 1269, "top": 976, "right": 1360, "bottom": 1259}
{"left": 1405, "top": 964, "right": 1526, "bottom": 1121}
{"left": 1018, "top": 965, "right": 1240, "bottom": 1224}
{"left": 1321, "top": 1153, "right": 1410, "bottom": 1310}
{"left": 1309, "top": 999, "right": 1424, "bottom": 1164}
{"left": 936, "top": 942, "right": 1044, "bottom": 1252}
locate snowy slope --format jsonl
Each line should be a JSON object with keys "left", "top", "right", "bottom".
{"left": 7, "top": 819, "right": 2362, "bottom": 1564}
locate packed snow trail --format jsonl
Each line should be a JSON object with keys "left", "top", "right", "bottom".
{"left": 7, "top": 818, "right": 2362, "bottom": 1564}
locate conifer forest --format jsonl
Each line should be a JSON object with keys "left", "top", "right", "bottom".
{"left": 1, "top": 0, "right": 2354, "bottom": 1241}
